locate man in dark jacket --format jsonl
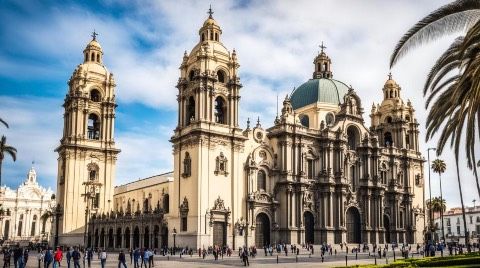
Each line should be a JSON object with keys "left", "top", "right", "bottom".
{"left": 43, "top": 249, "right": 53, "bottom": 268}
{"left": 118, "top": 251, "right": 127, "bottom": 268}
{"left": 71, "top": 247, "right": 81, "bottom": 268}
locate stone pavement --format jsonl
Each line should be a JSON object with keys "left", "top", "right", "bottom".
{"left": 3, "top": 250, "right": 422, "bottom": 268}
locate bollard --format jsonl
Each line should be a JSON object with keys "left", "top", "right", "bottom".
{"left": 393, "top": 249, "right": 396, "bottom": 261}
{"left": 296, "top": 255, "right": 298, "bottom": 262}
{"left": 345, "top": 255, "right": 348, "bottom": 267}
{"left": 386, "top": 257, "right": 388, "bottom": 264}
{"left": 441, "top": 249, "right": 443, "bottom": 257}
{"left": 276, "top": 255, "right": 278, "bottom": 263}
{"left": 355, "top": 252, "right": 358, "bottom": 260}
{"left": 321, "top": 256, "right": 324, "bottom": 263}
{"left": 374, "top": 255, "right": 377, "bottom": 265}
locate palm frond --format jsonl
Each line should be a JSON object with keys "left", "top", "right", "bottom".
{"left": 0, "top": 118, "right": 7, "bottom": 128}
{"left": 390, "top": 0, "right": 480, "bottom": 67}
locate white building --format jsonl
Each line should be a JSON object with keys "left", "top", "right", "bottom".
{"left": 434, "top": 206, "right": 480, "bottom": 245}
{"left": 0, "top": 167, "right": 55, "bottom": 244}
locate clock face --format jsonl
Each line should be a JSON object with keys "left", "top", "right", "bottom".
{"left": 326, "top": 113, "right": 334, "bottom": 126}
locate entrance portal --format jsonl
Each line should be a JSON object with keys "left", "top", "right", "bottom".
{"left": 384, "top": 215, "right": 391, "bottom": 243}
{"left": 255, "top": 213, "right": 270, "bottom": 247}
{"left": 212, "top": 222, "right": 226, "bottom": 246}
{"left": 346, "top": 207, "right": 361, "bottom": 243}
{"left": 304, "top": 211, "right": 314, "bottom": 244}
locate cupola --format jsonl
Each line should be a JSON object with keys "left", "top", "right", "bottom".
{"left": 383, "top": 73, "right": 401, "bottom": 100}
{"left": 199, "top": 6, "right": 222, "bottom": 43}
{"left": 83, "top": 31, "right": 103, "bottom": 64}
{"left": 313, "top": 42, "right": 332, "bottom": 79}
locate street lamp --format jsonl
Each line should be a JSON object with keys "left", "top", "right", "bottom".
{"left": 172, "top": 227, "right": 177, "bottom": 254}
{"left": 426, "top": 147, "right": 436, "bottom": 245}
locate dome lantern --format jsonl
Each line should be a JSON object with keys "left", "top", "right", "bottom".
{"left": 313, "top": 42, "right": 333, "bottom": 79}
{"left": 83, "top": 31, "right": 103, "bottom": 64}
{"left": 199, "top": 5, "right": 222, "bottom": 43}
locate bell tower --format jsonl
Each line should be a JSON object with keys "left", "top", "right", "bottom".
{"left": 55, "top": 32, "right": 120, "bottom": 245}
{"left": 170, "top": 8, "right": 246, "bottom": 248}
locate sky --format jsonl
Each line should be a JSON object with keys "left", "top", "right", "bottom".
{"left": 0, "top": 0, "right": 478, "bottom": 209}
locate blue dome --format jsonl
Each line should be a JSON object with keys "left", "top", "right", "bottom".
{"left": 290, "top": 78, "right": 350, "bottom": 109}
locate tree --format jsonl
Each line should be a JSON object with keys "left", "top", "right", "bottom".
{"left": 0, "top": 135, "right": 17, "bottom": 187}
{"left": 427, "top": 197, "right": 446, "bottom": 215}
{"left": 390, "top": 0, "right": 480, "bottom": 200}
{"left": 432, "top": 159, "right": 447, "bottom": 241}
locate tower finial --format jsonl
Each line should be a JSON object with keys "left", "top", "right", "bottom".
{"left": 91, "top": 30, "right": 98, "bottom": 41}
{"left": 208, "top": 4, "right": 214, "bottom": 18}
{"left": 388, "top": 72, "right": 392, "bottom": 80}
{"left": 320, "top": 41, "right": 327, "bottom": 53}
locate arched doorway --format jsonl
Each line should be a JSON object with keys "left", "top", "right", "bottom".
{"left": 108, "top": 228, "right": 114, "bottom": 248}
{"left": 124, "top": 228, "right": 131, "bottom": 249}
{"left": 384, "top": 215, "right": 391, "bottom": 244}
{"left": 154, "top": 225, "right": 160, "bottom": 248}
{"left": 346, "top": 207, "right": 361, "bottom": 244}
{"left": 161, "top": 226, "right": 168, "bottom": 248}
{"left": 133, "top": 227, "right": 140, "bottom": 248}
{"left": 4, "top": 220, "right": 9, "bottom": 239}
{"left": 116, "top": 228, "right": 122, "bottom": 248}
{"left": 212, "top": 221, "right": 226, "bottom": 247}
{"left": 304, "top": 211, "right": 315, "bottom": 244}
{"left": 100, "top": 228, "right": 105, "bottom": 248}
{"left": 255, "top": 213, "right": 270, "bottom": 247}
{"left": 144, "top": 226, "right": 150, "bottom": 248}
{"left": 94, "top": 229, "right": 99, "bottom": 248}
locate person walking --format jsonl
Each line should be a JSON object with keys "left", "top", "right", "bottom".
{"left": 43, "top": 249, "right": 53, "bottom": 268}
{"left": 36, "top": 250, "right": 43, "bottom": 268}
{"left": 4, "top": 249, "right": 11, "bottom": 268}
{"left": 66, "top": 248, "right": 72, "bottom": 268}
{"left": 71, "top": 248, "right": 81, "bottom": 268}
{"left": 22, "top": 249, "right": 29, "bottom": 268}
{"left": 53, "top": 247, "right": 63, "bottom": 268}
{"left": 133, "top": 249, "right": 139, "bottom": 268}
{"left": 118, "top": 251, "right": 127, "bottom": 268}
{"left": 86, "top": 248, "right": 93, "bottom": 268}
{"left": 129, "top": 249, "right": 133, "bottom": 265}
{"left": 241, "top": 248, "right": 249, "bottom": 266}
{"left": 142, "top": 249, "right": 149, "bottom": 268}
{"left": 99, "top": 249, "right": 107, "bottom": 268}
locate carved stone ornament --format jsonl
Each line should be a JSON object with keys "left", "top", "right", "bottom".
{"left": 214, "top": 152, "right": 229, "bottom": 176}
{"left": 213, "top": 196, "right": 226, "bottom": 211}
{"left": 180, "top": 196, "right": 189, "bottom": 217}
{"left": 253, "top": 191, "right": 273, "bottom": 203}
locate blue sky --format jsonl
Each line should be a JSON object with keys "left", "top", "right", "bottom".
{"left": 1, "top": 0, "right": 478, "bottom": 208}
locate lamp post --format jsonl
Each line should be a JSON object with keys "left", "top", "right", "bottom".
{"left": 172, "top": 227, "right": 177, "bottom": 254}
{"left": 426, "top": 147, "right": 436, "bottom": 244}
{"left": 53, "top": 203, "right": 63, "bottom": 249}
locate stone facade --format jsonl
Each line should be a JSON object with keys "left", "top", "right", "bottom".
{"left": 0, "top": 167, "right": 55, "bottom": 244}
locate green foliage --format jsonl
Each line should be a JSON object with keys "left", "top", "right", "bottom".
{"left": 340, "top": 253, "right": 480, "bottom": 267}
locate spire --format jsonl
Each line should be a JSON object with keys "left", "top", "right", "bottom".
{"left": 313, "top": 42, "right": 333, "bottom": 79}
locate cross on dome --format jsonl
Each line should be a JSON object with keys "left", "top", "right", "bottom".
{"left": 207, "top": 4, "right": 214, "bottom": 18}
{"left": 320, "top": 42, "right": 327, "bottom": 53}
{"left": 91, "top": 30, "right": 98, "bottom": 41}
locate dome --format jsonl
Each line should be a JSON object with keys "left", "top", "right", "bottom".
{"left": 290, "top": 78, "right": 350, "bottom": 109}
{"left": 203, "top": 17, "right": 219, "bottom": 27}
{"left": 86, "top": 39, "right": 102, "bottom": 51}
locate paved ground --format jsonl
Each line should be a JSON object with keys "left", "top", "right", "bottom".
{"left": 3, "top": 249, "right": 427, "bottom": 268}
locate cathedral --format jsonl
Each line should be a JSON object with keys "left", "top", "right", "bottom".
{"left": 57, "top": 11, "right": 425, "bottom": 249}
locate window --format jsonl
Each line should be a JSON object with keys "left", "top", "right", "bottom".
{"left": 300, "top": 115, "right": 309, "bottom": 127}
{"left": 384, "top": 132, "right": 393, "bottom": 147}
{"left": 385, "top": 116, "right": 392, "bottom": 124}
{"left": 405, "top": 115, "right": 410, "bottom": 122}
{"left": 381, "top": 170, "right": 387, "bottom": 185}
{"left": 457, "top": 225, "right": 461, "bottom": 235}
{"left": 214, "top": 97, "right": 226, "bottom": 124}
{"left": 189, "top": 70, "right": 195, "bottom": 81}
{"left": 447, "top": 227, "right": 451, "bottom": 235}
{"left": 457, "top": 217, "right": 460, "bottom": 224}
{"left": 90, "top": 89, "right": 101, "bottom": 102}
{"left": 476, "top": 225, "right": 480, "bottom": 234}
{"left": 350, "top": 166, "right": 356, "bottom": 191}
{"left": 257, "top": 170, "right": 266, "bottom": 191}
{"left": 400, "top": 211, "right": 404, "bottom": 228}
{"left": 186, "top": 97, "right": 195, "bottom": 125}
{"left": 181, "top": 217, "right": 187, "bottom": 231}
{"left": 477, "top": 216, "right": 480, "bottom": 223}
{"left": 163, "top": 194, "right": 169, "bottom": 213}
{"left": 87, "top": 114, "right": 100, "bottom": 140}
{"left": 446, "top": 218, "right": 451, "bottom": 226}
{"left": 89, "top": 170, "right": 97, "bottom": 181}
{"left": 217, "top": 70, "right": 226, "bottom": 83}
{"left": 182, "top": 152, "right": 191, "bottom": 177}
{"left": 215, "top": 33, "right": 219, "bottom": 41}
{"left": 201, "top": 33, "right": 205, "bottom": 42}
{"left": 347, "top": 126, "right": 359, "bottom": 150}
{"left": 31, "top": 215, "right": 37, "bottom": 236}
{"left": 307, "top": 159, "right": 314, "bottom": 179}
{"left": 91, "top": 53, "right": 95, "bottom": 61}
{"left": 325, "top": 113, "right": 334, "bottom": 126}
{"left": 470, "top": 216, "right": 473, "bottom": 224}
{"left": 94, "top": 193, "right": 100, "bottom": 208}
{"left": 96, "top": 54, "right": 100, "bottom": 62}
{"left": 405, "top": 134, "right": 410, "bottom": 148}
{"left": 18, "top": 214, "right": 23, "bottom": 237}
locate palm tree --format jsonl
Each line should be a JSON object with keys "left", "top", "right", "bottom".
{"left": 390, "top": 0, "right": 480, "bottom": 200}
{"left": 0, "top": 118, "right": 7, "bottom": 128}
{"left": 0, "top": 135, "right": 17, "bottom": 187}
{"left": 432, "top": 159, "right": 447, "bottom": 241}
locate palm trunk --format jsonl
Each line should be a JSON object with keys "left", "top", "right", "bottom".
{"left": 473, "top": 165, "right": 480, "bottom": 200}
{"left": 0, "top": 158, "right": 2, "bottom": 188}
{"left": 439, "top": 173, "right": 445, "bottom": 242}
{"left": 455, "top": 158, "right": 470, "bottom": 252}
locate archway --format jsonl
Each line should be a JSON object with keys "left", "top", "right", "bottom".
{"left": 212, "top": 221, "right": 226, "bottom": 247}
{"left": 346, "top": 125, "right": 360, "bottom": 150}
{"left": 124, "top": 228, "right": 131, "bottom": 249}
{"left": 161, "top": 226, "right": 168, "bottom": 248}
{"left": 108, "top": 228, "right": 114, "bottom": 248}
{"left": 116, "top": 228, "right": 122, "bottom": 248}
{"left": 384, "top": 215, "right": 391, "bottom": 244}
{"left": 4, "top": 220, "right": 9, "bottom": 239}
{"left": 144, "top": 226, "right": 150, "bottom": 248}
{"left": 94, "top": 229, "right": 99, "bottom": 248}
{"left": 100, "top": 228, "right": 105, "bottom": 248}
{"left": 346, "top": 207, "right": 361, "bottom": 244}
{"left": 255, "top": 213, "right": 270, "bottom": 247}
{"left": 304, "top": 211, "right": 315, "bottom": 244}
{"left": 133, "top": 227, "right": 140, "bottom": 248}
{"left": 154, "top": 225, "right": 160, "bottom": 248}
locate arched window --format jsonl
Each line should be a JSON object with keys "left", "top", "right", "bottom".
{"left": 350, "top": 166, "right": 356, "bottom": 191}
{"left": 210, "top": 32, "right": 213, "bottom": 40}
{"left": 215, "top": 33, "right": 219, "bottom": 41}
{"left": 89, "top": 170, "right": 97, "bottom": 181}
{"left": 214, "top": 97, "right": 226, "bottom": 124}
{"left": 85, "top": 54, "right": 88, "bottom": 62}
{"left": 385, "top": 116, "right": 392, "bottom": 124}
{"left": 217, "top": 70, "right": 226, "bottom": 83}
{"left": 91, "top": 53, "right": 95, "bottom": 61}
{"left": 317, "top": 63, "right": 321, "bottom": 71}
{"left": 163, "top": 194, "right": 169, "bottom": 213}
{"left": 186, "top": 96, "right": 195, "bottom": 125}
{"left": 31, "top": 215, "right": 37, "bottom": 236}
{"left": 300, "top": 115, "right": 309, "bottom": 127}
{"left": 182, "top": 152, "right": 191, "bottom": 177}
{"left": 90, "top": 89, "right": 101, "bottom": 102}
{"left": 18, "top": 214, "right": 23, "bottom": 237}
{"left": 347, "top": 125, "right": 359, "bottom": 150}
{"left": 257, "top": 170, "right": 266, "bottom": 191}
{"left": 307, "top": 159, "right": 314, "bottom": 179}
{"left": 188, "top": 70, "right": 195, "bottom": 81}
{"left": 87, "top": 114, "right": 100, "bottom": 140}
{"left": 201, "top": 33, "right": 205, "bottom": 42}
{"left": 384, "top": 132, "right": 393, "bottom": 147}
{"left": 323, "top": 63, "right": 328, "bottom": 72}
{"left": 96, "top": 54, "right": 100, "bottom": 62}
